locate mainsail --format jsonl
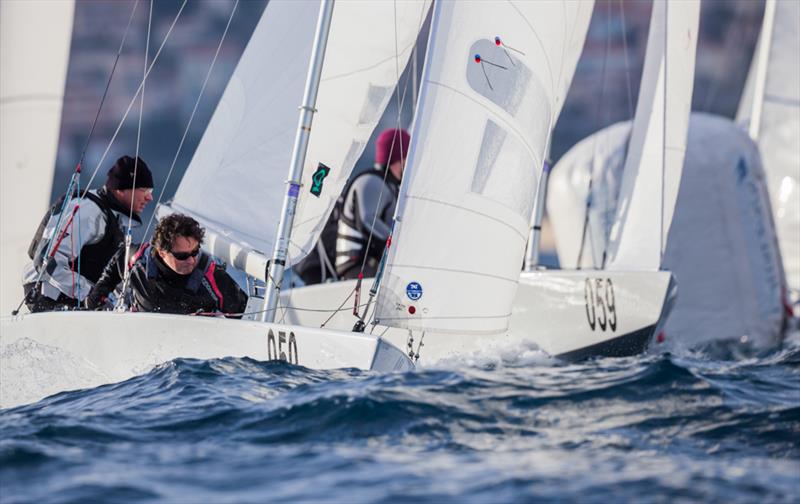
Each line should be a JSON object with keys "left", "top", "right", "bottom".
{"left": 374, "top": 0, "right": 593, "bottom": 335}
{"left": 605, "top": 0, "right": 700, "bottom": 271}
{"left": 736, "top": 0, "right": 800, "bottom": 296}
{"left": 0, "top": 0, "right": 74, "bottom": 314}
{"left": 168, "top": 0, "right": 430, "bottom": 280}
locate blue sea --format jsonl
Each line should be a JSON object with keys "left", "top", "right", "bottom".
{"left": 1, "top": 340, "right": 798, "bottom": 503}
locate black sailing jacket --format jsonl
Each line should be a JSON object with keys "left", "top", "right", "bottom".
{"left": 90, "top": 244, "right": 248, "bottom": 316}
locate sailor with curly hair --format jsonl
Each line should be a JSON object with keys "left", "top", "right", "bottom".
{"left": 86, "top": 213, "right": 248, "bottom": 316}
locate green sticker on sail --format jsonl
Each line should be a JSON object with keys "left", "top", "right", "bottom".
{"left": 310, "top": 163, "right": 331, "bottom": 197}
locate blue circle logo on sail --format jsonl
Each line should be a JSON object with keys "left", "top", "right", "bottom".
{"left": 406, "top": 282, "right": 423, "bottom": 301}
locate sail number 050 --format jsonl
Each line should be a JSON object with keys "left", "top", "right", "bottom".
{"left": 267, "top": 329, "right": 299, "bottom": 364}
{"left": 584, "top": 278, "right": 617, "bottom": 332}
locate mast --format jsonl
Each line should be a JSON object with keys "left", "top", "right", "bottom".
{"left": 748, "top": 0, "right": 777, "bottom": 140}
{"left": 262, "top": 0, "right": 335, "bottom": 322}
{"left": 524, "top": 159, "right": 551, "bottom": 271}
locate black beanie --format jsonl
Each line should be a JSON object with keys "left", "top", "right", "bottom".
{"left": 106, "top": 156, "right": 154, "bottom": 190}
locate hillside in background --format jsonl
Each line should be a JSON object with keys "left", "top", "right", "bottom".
{"left": 53, "top": 0, "right": 763, "bottom": 232}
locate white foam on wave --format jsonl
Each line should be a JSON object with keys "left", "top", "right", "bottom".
{"left": 420, "top": 333, "right": 558, "bottom": 370}
{"left": 0, "top": 338, "right": 110, "bottom": 410}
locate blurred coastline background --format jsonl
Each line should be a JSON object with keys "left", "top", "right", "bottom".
{"left": 52, "top": 0, "right": 765, "bottom": 253}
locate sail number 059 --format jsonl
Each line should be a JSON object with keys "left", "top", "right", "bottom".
{"left": 267, "top": 329, "right": 299, "bottom": 364}
{"left": 584, "top": 278, "right": 617, "bottom": 332}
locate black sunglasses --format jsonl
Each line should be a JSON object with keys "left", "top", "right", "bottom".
{"left": 170, "top": 247, "right": 200, "bottom": 260}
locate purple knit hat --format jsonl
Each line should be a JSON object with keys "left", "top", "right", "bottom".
{"left": 375, "top": 128, "right": 410, "bottom": 166}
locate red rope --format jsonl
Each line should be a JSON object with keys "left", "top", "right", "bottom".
{"left": 70, "top": 218, "right": 76, "bottom": 299}
{"left": 49, "top": 205, "right": 79, "bottom": 260}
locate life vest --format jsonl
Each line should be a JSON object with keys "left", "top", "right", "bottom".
{"left": 28, "top": 189, "right": 124, "bottom": 283}
{"left": 334, "top": 167, "right": 399, "bottom": 277}
{"left": 294, "top": 168, "right": 387, "bottom": 284}
{"left": 130, "top": 245, "right": 227, "bottom": 314}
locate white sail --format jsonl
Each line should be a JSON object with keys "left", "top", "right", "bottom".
{"left": 605, "top": 0, "right": 700, "bottom": 271}
{"left": 170, "top": 0, "right": 430, "bottom": 279}
{"left": 0, "top": 0, "right": 75, "bottom": 314}
{"left": 547, "top": 113, "right": 787, "bottom": 349}
{"left": 736, "top": 0, "right": 800, "bottom": 297}
{"left": 374, "top": 0, "right": 593, "bottom": 335}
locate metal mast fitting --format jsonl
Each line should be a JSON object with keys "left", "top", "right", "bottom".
{"left": 261, "top": 0, "right": 335, "bottom": 322}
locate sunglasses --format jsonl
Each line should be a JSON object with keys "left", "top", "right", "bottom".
{"left": 170, "top": 247, "right": 201, "bottom": 260}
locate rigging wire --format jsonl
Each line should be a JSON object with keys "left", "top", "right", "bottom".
{"left": 351, "top": 2, "right": 428, "bottom": 329}
{"left": 660, "top": 1, "right": 668, "bottom": 265}
{"left": 76, "top": 0, "right": 141, "bottom": 176}
{"left": 357, "top": 1, "right": 406, "bottom": 279}
{"left": 117, "top": 0, "right": 154, "bottom": 311}
{"left": 12, "top": 1, "right": 141, "bottom": 315}
{"left": 140, "top": 0, "right": 240, "bottom": 243}
{"left": 577, "top": 0, "right": 613, "bottom": 270}
{"left": 351, "top": 63, "right": 410, "bottom": 327}
{"left": 77, "top": 0, "right": 188, "bottom": 201}
{"left": 597, "top": 0, "right": 637, "bottom": 269}
{"left": 618, "top": 0, "right": 635, "bottom": 121}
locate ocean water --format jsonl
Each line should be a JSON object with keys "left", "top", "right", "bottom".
{"left": 1, "top": 340, "right": 798, "bottom": 503}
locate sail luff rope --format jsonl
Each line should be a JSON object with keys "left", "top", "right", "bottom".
{"left": 141, "top": 0, "right": 240, "bottom": 244}
{"left": 117, "top": 0, "right": 154, "bottom": 311}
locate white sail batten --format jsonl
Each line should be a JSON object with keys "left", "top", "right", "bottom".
{"left": 0, "top": 0, "right": 75, "bottom": 314}
{"left": 736, "top": 0, "right": 800, "bottom": 296}
{"left": 170, "top": 1, "right": 430, "bottom": 279}
{"left": 374, "top": 0, "right": 593, "bottom": 335}
{"left": 605, "top": 0, "right": 700, "bottom": 272}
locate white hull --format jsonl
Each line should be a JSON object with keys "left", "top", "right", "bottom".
{"left": 279, "top": 270, "right": 675, "bottom": 363}
{"left": 0, "top": 311, "right": 412, "bottom": 409}
{"left": 548, "top": 114, "right": 787, "bottom": 349}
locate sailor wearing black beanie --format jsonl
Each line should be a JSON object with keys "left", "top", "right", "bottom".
{"left": 22, "top": 155, "right": 156, "bottom": 312}
{"left": 106, "top": 155, "right": 155, "bottom": 191}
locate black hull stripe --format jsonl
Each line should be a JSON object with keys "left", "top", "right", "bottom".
{"left": 555, "top": 324, "right": 656, "bottom": 362}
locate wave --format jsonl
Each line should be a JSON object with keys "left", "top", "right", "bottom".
{"left": 1, "top": 344, "right": 798, "bottom": 503}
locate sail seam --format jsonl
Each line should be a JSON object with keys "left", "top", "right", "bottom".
{"left": 426, "top": 80, "right": 541, "bottom": 164}
{"left": 321, "top": 40, "right": 417, "bottom": 82}
{"left": 387, "top": 263, "right": 519, "bottom": 284}
{"left": 406, "top": 195, "right": 527, "bottom": 241}
{"left": 378, "top": 314, "right": 510, "bottom": 320}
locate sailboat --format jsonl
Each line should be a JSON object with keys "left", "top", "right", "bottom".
{"left": 736, "top": 0, "right": 799, "bottom": 316}
{"left": 547, "top": 1, "right": 790, "bottom": 350}
{"left": 281, "top": 0, "right": 697, "bottom": 363}
{"left": 0, "top": 0, "right": 75, "bottom": 315}
{"left": 0, "top": 0, "right": 431, "bottom": 409}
